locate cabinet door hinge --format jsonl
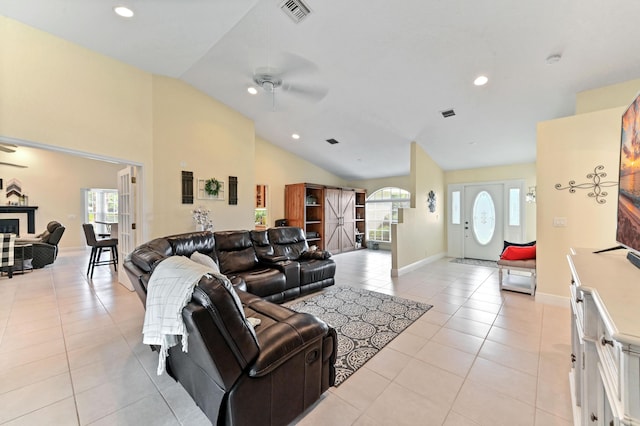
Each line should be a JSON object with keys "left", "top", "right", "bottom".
{"left": 131, "top": 223, "right": 136, "bottom": 230}
{"left": 131, "top": 176, "right": 137, "bottom": 184}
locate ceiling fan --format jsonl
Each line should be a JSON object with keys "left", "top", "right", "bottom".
{"left": 248, "top": 53, "right": 328, "bottom": 110}
{"left": 0, "top": 143, "right": 28, "bottom": 168}
{"left": 0, "top": 143, "right": 17, "bottom": 153}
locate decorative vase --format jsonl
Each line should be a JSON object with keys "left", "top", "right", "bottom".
{"left": 196, "top": 224, "right": 205, "bottom": 232}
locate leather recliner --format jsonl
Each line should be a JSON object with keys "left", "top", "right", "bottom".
{"left": 123, "top": 230, "right": 337, "bottom": 426}
{"left": 214, "top": 230, "right": 293, "bottom": 303}
{"left": 266, "top": 226, "right": 336, "bottom": 295}
{"left": 170, "top": 280, "right": 336, "bottom": 426}
{"left": 16, "top": 220, "right": 66, "bottom": 268}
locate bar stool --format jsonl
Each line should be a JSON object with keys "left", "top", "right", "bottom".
{"left": 82, "top": 223, "right": 118, "bottom": 278}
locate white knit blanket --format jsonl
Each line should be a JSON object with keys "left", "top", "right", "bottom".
{"left": 142, "top": 256, "right": 212, "bottom": 375}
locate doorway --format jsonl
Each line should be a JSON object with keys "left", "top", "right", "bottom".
{"left": 448, "top": 180, "right": 525, "bottom": 261}
{"left": 463, "top": 184, "right": 504, "bottom": 260}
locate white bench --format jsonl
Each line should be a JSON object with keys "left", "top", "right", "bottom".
{"left": 497, "top": 258, "right": 536, "bottom": 296}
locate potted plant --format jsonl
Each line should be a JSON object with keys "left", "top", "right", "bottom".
{"left": 204, "top": 178, "right": 221, "bottom": 196}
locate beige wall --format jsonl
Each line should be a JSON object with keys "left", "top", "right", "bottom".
{"left": 346, "top": 175, "right": 411, "bottom": 196}
{"left": 151, "top": 76, "right": 257, "bottom": 235}
{"left": 0, "top": 17, "right": 153, "bottom": 163}
{"left": 0, "top": 147, "right": 122, "bottom": 248}
{"left": 1, "top": 17, "right": 154, "bottom": 244}
{"left": 575, "top": 79, "right": 640, "bottom": 114}
{"left": 536, "top": 79, "right": 640, "bottom": 299}
{"left": 254, "top": 137, "right": 346, "bottom": 227}
{"left": 392, "top": 142, "right": 445, "bottom": 272}
{"left": 445, "top": 163, "right": 537, "bottom": 242}
{"left": 537, "top": 108, "right": 623, "bottom": 298}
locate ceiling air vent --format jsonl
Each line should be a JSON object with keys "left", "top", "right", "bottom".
{"left": 440, "top": 109, "right": 456, "bottom": 118}
{"left": 280, "top": 0, "right": 312, "bottom": 23}
{"left": 326, "top": 138, "right": 339, "bottom": 145}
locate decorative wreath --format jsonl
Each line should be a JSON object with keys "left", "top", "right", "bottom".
{"left": 204, "top": 178, "right": 221, "bottom": 196}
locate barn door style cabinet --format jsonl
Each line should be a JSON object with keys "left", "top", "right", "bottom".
{"left": 285, "top": 183, "right": 366, "bottom": 253}
{"left": 325, "top": 187, "right": 356, "bottom": 254}
{"left": 568, "top": 248, "right": 640, "bottom": 426}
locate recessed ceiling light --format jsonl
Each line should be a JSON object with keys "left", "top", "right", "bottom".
{"left": 473, "top": 75, "right": 488, "bottom": 86}
{"left": 247, "top": 87, "right": 258, "bottom": 95}
{"left": 114, "top": 6, "right": 134, "bottom": 18}
{"left": 292, "top": 134, "right": 300, "bottom": 140}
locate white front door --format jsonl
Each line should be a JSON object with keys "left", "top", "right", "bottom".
{"left": 117, "top": 166, "right": 137, "bottom": 290}
{"left": 463, "top": 184, "right": 504, "bottom": 260}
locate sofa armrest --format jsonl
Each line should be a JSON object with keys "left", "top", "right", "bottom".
{"left": 258, "top": 253, "right": 289, "bottom": 263}
{"left": 300, "top": 250, "right": 332, "bottom": 260}
{"left": 257, "top": 259, "right": 300, "bottom": 289}
{"left": 249, "top": 312, "right": 328, "bottom": 377}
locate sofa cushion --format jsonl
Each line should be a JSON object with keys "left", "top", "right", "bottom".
{"left": 236, "top": 268, "right": 287, "bottom": 298}
{"left": 190, "top": 251, "right": 220, "bottom": 273}
{"left": 215, "top": 231, "right": 259, "bottom": 274}
{"left": 300, "top": 259, "right": 336, "bottom": 285}
{"left": 166, "top": 231, "right": 215, "bottom": 257}
{"left": 129, "top": 237, "right": 173, "bottom": 273}
{"left": 268, "top": 227, "right": 309, "bottom": 260}
{"left": 218, "top": 247, "right": 258, "bottom": 274}
{"left": 250, "top": 230, "right": 274, "bottom": 258}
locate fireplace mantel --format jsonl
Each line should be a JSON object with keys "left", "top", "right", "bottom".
{"left": 0, "top": 206, "right": 39, "bottom": 233}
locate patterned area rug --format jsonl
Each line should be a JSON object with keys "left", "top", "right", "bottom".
{"left": 450, "top": 257, "right": 497, "bottom": 268}
{"left": 288, "top": 286, "right": 432, "bottom": 386}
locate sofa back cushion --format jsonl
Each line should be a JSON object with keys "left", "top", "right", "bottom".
{"left": 166, "top": 231, "right": 216, "bottom": 258}
{"left": 214, "top": 230, "right": 259, "bottom": 274}
{"left": 186, "top": 275, "right": 260, "bottom": 388}
{"left": 130, "top": 237, "right": 172, "bottom": 273}
{"left": 47, "top": 226, "right": 65, "bottom": 246}
{"left": 250, "top": 230, "right": 274, "bottom": 258}
{"left": 268, "top": 227, "right": 309, "bottom": 260}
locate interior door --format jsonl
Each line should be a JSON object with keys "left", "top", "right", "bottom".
{"left": 463, "top": 184, "right": 504, "bottom": 260}
{"left": 117, "top": 166, "right": 136, "bottom": 290}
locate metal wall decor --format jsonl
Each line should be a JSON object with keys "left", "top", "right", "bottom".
{"left": 554, "top": 165, "right": 618, "bottom": 204}
{"left": 228, "top": 176, "right": 238, "bottom": 205}
{"left": 427, "top": 190, "right": 436, "bottom": 213}
{"left": 181, "top": 171, "right": 194, "bottom": 204}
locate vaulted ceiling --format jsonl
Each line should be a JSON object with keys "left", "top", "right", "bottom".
{"left": 2, "top": 0, "right": 640, "bottom": 180}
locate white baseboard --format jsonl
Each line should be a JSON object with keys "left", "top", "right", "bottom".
{"left": 391, "top": 252, "right": 445, "bottom": 277}
{"left": 535, "top": 291, "right": 570, "bottom": 306}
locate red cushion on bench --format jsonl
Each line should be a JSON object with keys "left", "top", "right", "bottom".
{"left": 500, "top": 245, "right": 536, "bottom": 260}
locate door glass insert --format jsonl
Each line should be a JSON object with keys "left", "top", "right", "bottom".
{"left": 451, "top": 191, "right": 461, "bottom": 224}
{"left": 472, "top": 190, "right": 496, "bottom": 245}
{"left": 508, "top": 188, "right": 520, "bottom": 226}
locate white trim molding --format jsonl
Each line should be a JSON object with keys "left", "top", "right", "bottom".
{"left": 391, "top": 252, "right": 445, "bottom": 277}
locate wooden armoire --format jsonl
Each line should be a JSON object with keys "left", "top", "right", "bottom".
{"left": 285, "top": 183, "right": 366, "bottom": 253}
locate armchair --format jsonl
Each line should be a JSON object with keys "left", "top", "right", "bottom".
{"left": 17, "top": 221, "right": 66, "bottom": 268}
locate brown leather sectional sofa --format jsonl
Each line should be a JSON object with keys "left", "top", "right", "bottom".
{"left": 124, "top": 226, "right": 337, "bottom": 426}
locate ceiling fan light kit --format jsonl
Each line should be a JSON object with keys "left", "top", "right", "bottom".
{"left": 253, "top": 74, "right": 283, "bottom": 92}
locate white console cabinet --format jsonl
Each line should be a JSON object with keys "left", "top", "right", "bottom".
{"left": 568, "top": 248, "right": 640, "bottom": 426}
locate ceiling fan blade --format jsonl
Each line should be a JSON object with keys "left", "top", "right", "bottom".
{"left": 0, "top": 161, "right": 27, "bottom": 168}
{"left": 283, "top": 84, "right": 329, "bottom": 103}
{"left": 276, "top": 52, "right": 320, "bottom": 80}
{"left": 0, "top": 143, "right": 17, "bottom": 153}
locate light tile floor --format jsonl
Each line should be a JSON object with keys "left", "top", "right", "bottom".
{"left": 0, "top": 248, "right": 573, "bottom": 425}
